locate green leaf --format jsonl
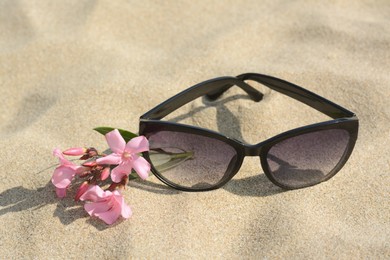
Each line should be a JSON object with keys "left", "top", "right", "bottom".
{"left": 93, "top": 127, "right": 138, "bottom": 142}
{"left": 128, "top": 171, "right": 139, "bottom": 180}
{"left": 127, "top": 149, "right": 194, "bottom": 180}
{"left": 149, "top": 148, "right": 194, "bottom": 173}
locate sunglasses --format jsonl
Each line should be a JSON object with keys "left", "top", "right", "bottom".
{"left": 138, "top": 73, "right": 359, "bottom": 191}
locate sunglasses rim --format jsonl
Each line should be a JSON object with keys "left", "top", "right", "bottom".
{"left": 139, "top": 117, "right": 358, "bottom": 191}
{"left": 260, "top": 120, "right": 358, "bottom": 189}
{"left": 139, "top": 120, "right": 245, "bottom": 191}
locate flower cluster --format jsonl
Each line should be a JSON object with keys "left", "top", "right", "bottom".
{"left": 51, "top": 129, "right": 150, "bottom": 225}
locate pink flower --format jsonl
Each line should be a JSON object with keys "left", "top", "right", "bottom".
{"left": 79, "top": 185, "right": 132, "bottom": 225}
{"left": 51, "top": 148, "right": 86, "bottom": 198}
{"left": 96, "top": 129, "right": 150, "bottom": 182}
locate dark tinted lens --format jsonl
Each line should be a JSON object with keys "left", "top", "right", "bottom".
{"left": 266, "top": 129, "right": 350, "bottom": 188}
{"left": 146, "top": 131, "right": 238, "bottom": 189}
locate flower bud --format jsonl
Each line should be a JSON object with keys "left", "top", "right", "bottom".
{"left": 76, "top": 166, "right": 90, "bottom": 175}
{"left": 100, "top": 167, "right": 110, "bottom": 181}
{"left": 83, "top": 160, "right": 97, "bottom": 167}
{"left": 63, "top": 147, "right": 87, "bottom": 156}
{"left": 79, "top": 170, "right": 91, "bottom": 178}
{"left": 87, "top": 147, "right": 98, "bottom": 157}
{"left": 74, "top": 182, "right": 89, "bottom": 201}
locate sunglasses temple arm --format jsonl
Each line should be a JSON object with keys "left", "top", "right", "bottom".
{"left": 141, "top": 77, "right": 263, "bottom": 120}
{"left": 236, "top": 73, "right": 355, "bottom": 119}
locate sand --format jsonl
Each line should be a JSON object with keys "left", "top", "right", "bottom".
{"left": 0, "top": 0, "right": 389, "bottom": 259}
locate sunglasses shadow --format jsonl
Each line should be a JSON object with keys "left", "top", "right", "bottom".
{"left": 168, "top": 94, "right": 251, "bottom": 144}
{"left": 161, "top": 93, "right": 285, "bottom": 196}
{"left": 223, "top": 173, "right": 286, "bottom": 197}
{"left": 128, "top": 178, "right": 182, "bottom": 195}
{"left": 128, "top": 174, "right": 285, "bottom": 197}
{"left": 169, "top": 94, "right": 250, "bottom": 122}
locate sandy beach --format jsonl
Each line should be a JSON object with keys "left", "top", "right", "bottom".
{"left": 0, "top": 0, "right": 389, "bottom": 258}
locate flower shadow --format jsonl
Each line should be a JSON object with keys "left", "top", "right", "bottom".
{"left": 0, "top": 183, "right": 56, "bottom": 216}
{"left": 0, "top": 164, "right": 179, "bottom": 230}
{"left": 0, "top": 161, "right": 110, "bottom": 230}
{"left": 0, "top": 181, "right": 116, "bottom": 230}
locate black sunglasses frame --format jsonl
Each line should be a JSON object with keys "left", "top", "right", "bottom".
{"left": 139, "top": 73, "right": 359, "bottom": 191}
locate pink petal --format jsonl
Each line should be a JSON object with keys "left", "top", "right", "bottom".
{"left": 111, "top": 163, "right": 133, "bottom": 183}
{"left": 79, "top": 185, "right": 106, "bottom": 202}
{"left": 51, "top": 166, "right": 76, "bottom": 188}
{"left": 113, "top": 191, "right": 132, "bottom": 218}
{"left": 131, "top": 155, "right": 150, "bottom": 180}
{"left": 53, "top": 148, "right": 72, "bottom": 166}
{"left": 96, "top": 153, "right": 122, "bottom": 165}
{"left": 110, "top": 170, "right": 128, "bottom": 183}
{"left": 84, "top": 201, "right": 112, "bottom": 215}
{"left": 121, "top": 204, "right": 132, "bottom": 219}
{"left": 105, "top": 129, "right": 126, "bottom": 154}
{"left": 56, "top": 188, "right": 67, "bottom": 198}
{"left": 125, "top": 136, "right": 149, "bottom": 154}
{"left": 53, "top": 148, "right": 64, "bottom": 159}
{"left": 83, "top": 203, "right": 95, "bottom": 216}
{"left": 63, "top": 147, "right": 86, "bottom": 156}
{"left": 95, "top": 208, "right": 121, "bottom": 225}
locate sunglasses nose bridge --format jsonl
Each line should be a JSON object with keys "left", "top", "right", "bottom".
{"left": 243, "top": 144, "right": 263, "bottom": 157}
